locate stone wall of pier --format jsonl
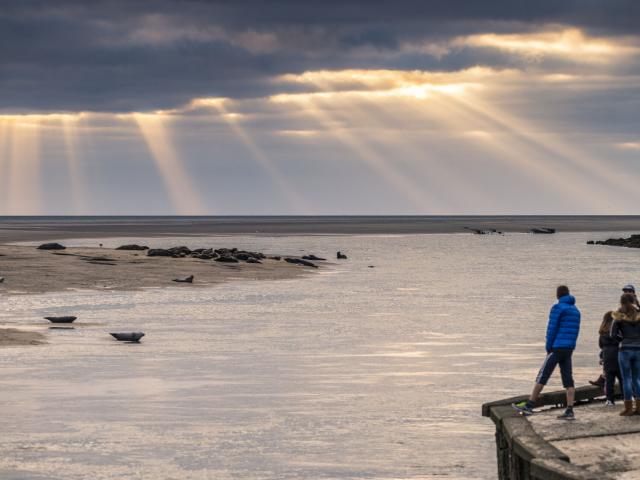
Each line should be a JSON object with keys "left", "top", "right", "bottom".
{"left": 482, "top": 386, "right": 605, "bottom": 480}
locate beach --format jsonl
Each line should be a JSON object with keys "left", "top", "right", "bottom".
{"left": 0, "top": 227, "right": 325, "bottom": 348}
{"left": 0, "top": 244, "right": 314, "bottom": 296}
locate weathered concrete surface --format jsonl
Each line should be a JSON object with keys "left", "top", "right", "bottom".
{"left": 529, "top": 403, "right": 640, "bottom": 479}
{"left": 483, "top": 387, "right": 623, "bottom": 479}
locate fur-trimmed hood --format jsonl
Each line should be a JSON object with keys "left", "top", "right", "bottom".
{"left": 613, "top": 309, "right": 640, "bottom": 323}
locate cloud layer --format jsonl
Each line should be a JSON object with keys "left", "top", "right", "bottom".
{"left": 1, "top": 0, "right": 638, "bottom": 112}
{"left": 0, "top": 1, "right": 638, "bottom": 215}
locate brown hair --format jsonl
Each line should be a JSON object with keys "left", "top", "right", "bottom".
{"left": 599, "top": 311, "right": 614, "bottom": 335}
{"left": 621, "top": 293, "right": 636, "bottom": 311}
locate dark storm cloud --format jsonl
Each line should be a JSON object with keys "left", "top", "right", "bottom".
{"left": 0, "top": 0, "right": 637, "bottom": 112}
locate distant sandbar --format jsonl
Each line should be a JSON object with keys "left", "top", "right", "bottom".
{"left": 0, "top": 245, "right": 317, "bottom": 296}
{"left": 2, "top": 216, "right": 640, "bottom": 243}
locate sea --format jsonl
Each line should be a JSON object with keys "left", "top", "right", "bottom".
{"left": 1, "top": 231, "right": 638, "bottom": 479}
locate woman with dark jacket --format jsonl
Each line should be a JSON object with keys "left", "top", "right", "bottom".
{"left": 599, "top": 311, "right": 622, "bottom": 405}
{"left": 611, "top": 293, "right": 640, "bottom": 416}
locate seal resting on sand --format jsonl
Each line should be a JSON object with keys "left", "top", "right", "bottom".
{"left": 38, "top": 243, "right": 66, "bottom": 250}
{"left": 44, "top": 316, "right": 77, "bottom": 323}
{"left": 110, "top": 332, "right": 145, "bottom": 342}
{"left": 172, "top": 275, "right": 194, "bottom": 283}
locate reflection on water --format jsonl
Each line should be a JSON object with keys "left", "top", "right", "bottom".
{"left": 0, "top": 232, "right": 637, "bottom": 479}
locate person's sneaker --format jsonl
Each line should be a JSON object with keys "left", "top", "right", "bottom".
{"left": 557, "top": 408, "right": 575, "bottom": 420}
{"left": 512, "top": 401, "right": 534, "bottom": 416}
{"left": 606, "top": 400, "right": 616, "bottom": 407}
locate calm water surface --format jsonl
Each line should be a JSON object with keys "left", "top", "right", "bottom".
{"left": 1, "top": 232, "right": 638, "bottom": 479}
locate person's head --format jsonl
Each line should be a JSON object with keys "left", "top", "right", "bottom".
{"left": 556, "top": 285, "right": 570, "bottom": 299}
{"left": 599, "top": 311, "right": 614, "bottom": 335}
{"left": 620, "top": 292, "right": 637, "bottom": 313}
{"left": 623, "top": 284, "right": 636, "bottom": 295}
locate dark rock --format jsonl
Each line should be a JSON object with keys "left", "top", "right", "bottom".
{"left": 302, "top": 255, "right": 326, "bottom": 261}
{"left": 215, "top": 256, "right": 239, "bottom": 263}
{"left": 586, "top": 240, "right": 595, "bottom": 245}
{"left": 285, "top": 258, "right": 318, "bottom": 268}
{"left": 337, "top": 251, "right": 348, "bottom": 259}
{"left": 246, "top": 258, "right": 262, "bottom": 264}
{"left": 464, "top": 227, "right": 504, "bottom": 235}
{"left": 147, "top": 248, "right": 173, "bottom": 257}
{"left": 530, "top": 228, "right": 556, "bottom": 234}
{"left": 589, "top": 234, "right": 640, "bottom": 248}
{"left": 38, "top": 243, "right": 66, "bottom": 250}
{"left": 269, "top": 256, "right": 282, "bottom": 261}
{"left": 0, "top": 277, "right": 4, "bottom": 283}
{"left": 172, "top": 275, "right": 194, "bottom": 283}
{"left": 116, "top": 244, "right": 149, "bottom": 250}
{"left": 368, "top": 265, "right": 375, "bottom": 268}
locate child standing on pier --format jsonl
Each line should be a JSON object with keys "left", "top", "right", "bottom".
{"left": 599, "top": 311, "right": 622, "bottom": 406}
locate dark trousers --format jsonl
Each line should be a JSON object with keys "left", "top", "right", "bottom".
{"left": 535, "top": 349, "right": 574, "bottom": 387}
{"left": 604, "top": 360, "right": 622, "bottom": 402}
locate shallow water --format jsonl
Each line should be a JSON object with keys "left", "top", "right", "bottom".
{"left": 1, "top": 232, "right": 638, "bottom": 479}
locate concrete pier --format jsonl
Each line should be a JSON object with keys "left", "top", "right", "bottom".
{"left": 482, "top": 385, "right": 640, "bottom": 479}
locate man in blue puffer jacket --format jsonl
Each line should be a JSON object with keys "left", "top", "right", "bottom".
{"left": 513, "top": 285, "right": 581, "bottom": 420}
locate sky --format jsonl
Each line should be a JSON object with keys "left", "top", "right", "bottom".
{"left": 0, "top": 0, "right": 639, "bottom": 215}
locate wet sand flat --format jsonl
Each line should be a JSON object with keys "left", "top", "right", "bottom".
{"left": 0, "top": 328, "right": 46, "bottom": 346}
{"left": 0, "top": 245, "right": 316, "bottom": 296}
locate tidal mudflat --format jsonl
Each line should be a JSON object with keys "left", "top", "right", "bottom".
{"left": 2, "top": 232, "right": 640, "bottom": 479}
{"left": 0, "top": 244, "right": 315, "bottom": 296}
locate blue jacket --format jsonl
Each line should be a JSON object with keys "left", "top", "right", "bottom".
{"left": 545, "top": 295, "right": 581, "bottom": 352}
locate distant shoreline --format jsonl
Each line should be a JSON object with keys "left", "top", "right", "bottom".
{"left": 1, "top": 216, "right": 640, "bottom": 243}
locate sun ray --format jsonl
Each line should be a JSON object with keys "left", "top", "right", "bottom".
{"left": 133, "top": 113, "right": 206, "bottom": 215}
{"left": 0, "top": 118, "right": 10, "bottom": 211}
{"left": 342, "top": 96, "right": 499, "bottom": 212}
{"left": 209, "top": 102, "right": 310, "bottom": 213}
{"left": 61, "top": 115, "right": 87, "bottom": 214}
{"left": 374, "top": 89, "right": 601, "bottom": 211}
{"left": 442, "top": 93, "right": 636, "bottom": 207}
{"left": 287, "top": 95, "right": 433, "bottom": 211}
{"left": 6, "top": 117, "right": 42, "bottom": 214}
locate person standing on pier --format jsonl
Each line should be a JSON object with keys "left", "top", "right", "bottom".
{"left": 599, "top": 311, "right": 622, "bottom": 406}
{"left": 589, "top": 284, "right": 639, "bottom": 388}
{"left": 513, "top": 285, "right": 581, "bottom": 420}
{"left": 611, "top": 293, "right": 640, "bottom": 416}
